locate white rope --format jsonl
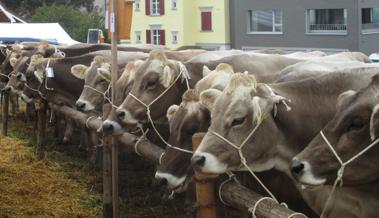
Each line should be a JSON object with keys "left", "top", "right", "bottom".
{"left": 83, "top": 83, "right": 117, "bottom": 109}
{"left": 85, "top": 116, "right": 101, "bottom": 129}
{"left": 134, "top": 128, "right": 149, "bottom": 156}
{"left": 210, "top": 120, "right": 279, "bottom": 203}
{"left": 218, "top": 172, "right": 239, "bottom": 206}
{"left": 249, "top": 197, "right": 276, "bottom": 218}
{"left": 319, "top": 130, "right": 379, "bottom": 218}
{"left": 127, "top": 62, "right": 193, "bottom": 154}
{"left": 158, "top": 152, "right": 165, "bottom": 165}
{"left": 287, "top": 212, "right": 308, "bottom": 218}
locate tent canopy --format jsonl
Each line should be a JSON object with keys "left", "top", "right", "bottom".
{"left": 0, "top": 23, "right": 79, "bottom": 45}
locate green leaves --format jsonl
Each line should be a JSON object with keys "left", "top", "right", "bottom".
{"left": 31, "top": 5, "right": 104, "bottom": 43}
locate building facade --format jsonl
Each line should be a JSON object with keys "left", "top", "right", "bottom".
{"left": 230, "top": 0, "right": 379, "bottom": 54}
{"left": 130, "top": 0, "right": 230, "bottom": 50}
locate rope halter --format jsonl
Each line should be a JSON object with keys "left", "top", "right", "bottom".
{"left": 83, "top": 82, "right": 117, "bottom": 109}
{"left": 127, "top": 62, "right": 193, "bottom": 154}
{"left": 319, "top": 130, "right": 379, "bottom": 218}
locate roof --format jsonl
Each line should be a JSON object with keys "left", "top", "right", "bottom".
{"left": 0, "top": 23, "right": 79, "bottom": 45}
{"left": 0, "top": 3, "right": 26, "bottom": 23}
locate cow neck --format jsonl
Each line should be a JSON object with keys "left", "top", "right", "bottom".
{"left": 319, "top": 128, "right": 379, "bottom": 218}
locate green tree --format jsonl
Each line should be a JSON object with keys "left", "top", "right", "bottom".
{"left": 3, "top": 0, "right": 94, "bottom": 19}
{"left": 31, "top": 5, "right": 104, "bottom": 42}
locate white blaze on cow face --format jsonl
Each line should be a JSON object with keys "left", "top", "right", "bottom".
{"left": 154, "top": 172, "right": 187, "bottom": 189}
{"left": 295, "top": 161, "right": 327, "bottom": 186}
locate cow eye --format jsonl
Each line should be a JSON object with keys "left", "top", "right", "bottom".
{"left": 231, "top": 117, "right": 245, "bottom": 127}
{"left": 16, "top": 74, "right": 22, "bottom": 80}
{"left": 146, "top": 79, "right": 157, "bottom": 90}
{"left": 348, "top": 118, "right": 365, "bottom": 131}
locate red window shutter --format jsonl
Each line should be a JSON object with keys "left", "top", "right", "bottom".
{"left": 160, "top": 0, "right": 165, "bottom": 15}
{"left": 201, "top": 11, "right": 212, "bottom": 31}
{"left": 145, "top": 0, "right": 150, "bottom": 15}
{"left": 146, "top": 30, "right": 151, "bottom": 44}
{"left": 160, "top": 30, "right": 165, "bottom": 45}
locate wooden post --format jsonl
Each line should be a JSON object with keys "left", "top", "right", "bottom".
{"left": 192, "top": 133, "right": 217, "bottom": 218}
{"left": 1, "top": 91, "right": 9, "bottom": 136}
{"left": 110, "top": 0, "right": 119, "bottom": 217}
{"left": 36, "top": 100, "right": 47, "bottom": 160}
{"left": 103, "top": 136, "right": 113, "bottom": 218}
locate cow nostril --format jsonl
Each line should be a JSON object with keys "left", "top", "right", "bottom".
{"left": 102, "top": 122, "right": 114, "bottom": 132}
{"left": 191, "top": 155, "right": 206, "bottom": 167}
{"left": 116, "top": 110, "right": 126, "bottom": 119}
{"left": 76, "top": 101, "right": 85, "bottom": 110}
{"left": 291, "top": 160, "right": 305, "bottom": 175}
{"left": 155, "top": 177, "right": 168, "bottom": 186}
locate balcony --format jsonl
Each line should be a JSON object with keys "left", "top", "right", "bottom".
{"left": 308, "top": 24, "right": 347, "bottom": 34}
{"left": 362, "top": 23, "right": 379, "bottom": 34}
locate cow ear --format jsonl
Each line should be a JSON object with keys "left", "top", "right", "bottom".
{"left": 34, "top": 70, "right": 44, "bottom": 83}
{"left": 161, "top": 65, "right": 174, "bottom": 88}
{"left": 71, "top": 64, "right": 88, "bottom": 79}
{"left": 98, "top": 68, "right": 112, "bottom": 81}
{"left": 6, "top": 49, "right": 11, "bottom": 56}
{"left": 203, "top": 66, "right": 212, "bottom": 77}
{"left": 200, "top": 89, "right": 222, "bottom": 111}
{"left": 337, "top": 90, "right": 356, "bottom": 108}
{"left": 167, "top": 104, "right": 179, "bottom": 122}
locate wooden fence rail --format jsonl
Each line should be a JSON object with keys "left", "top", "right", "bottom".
{"left": 47, "top": 103, "right": 306, "bottom": 218}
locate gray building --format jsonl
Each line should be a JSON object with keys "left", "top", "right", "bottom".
{"left": 230, "top": 0, "right": 379, "bottom": 54}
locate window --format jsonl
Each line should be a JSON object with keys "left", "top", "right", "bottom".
{"left": 248, "top": 10, "right": 283, "bottom": 33}
{"left": 172, "top": 0, "right": 177, "bottom": 10}
{"left": 201, "top": 10, "right": 212, "bottom": 31}
{"left": 171, "top": 31, "right": 178, "bottom": 44}
{"left": 146, "top": 28, "right": 165, "bottom": 45}
{"left": 151, "top": 0, "right": 160, "bottom": 15}
{"left": 135, "top": 31, "right": 141, "bottom": 43}
{"left": 152, "top": 29, "right": 160, "bottom": 45}
{"left": 145, "top": 0, "right": 164, "bottom": 15}
{"left": 362, "top": 8, "right": 379, "bottom": 33}
{"left": 135, "top": 0, "right": 140, "bottom": 11}
{"left": 306, "top": 9, "right": 347, "bottom": 34}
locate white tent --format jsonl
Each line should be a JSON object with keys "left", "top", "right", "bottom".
{"left": 0, "top": 23, "right": 79, "bottom": 45}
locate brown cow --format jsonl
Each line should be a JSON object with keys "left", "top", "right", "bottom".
{"left": 191, "top": 68, "right": 379, "bottom": 217}
{"left": 292, "top": 74, "right": 379, "bottom": 186}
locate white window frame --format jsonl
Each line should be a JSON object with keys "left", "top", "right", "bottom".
{"left": 172, "top": 0, "right": 177, "bottom": 10}
{"left": 361, "top": 8, "right": 379, "bottom": 34}
{"left": 247, "top": 10, "right": 283, "bottom": 34}
{"left": 151, "top": 0, "right": 160, "bottom": 16}
{"left": 134, "top": 0, "right": 140, "bottom": 11}
{"left": 148, "top": 25, "right": 161, "bottom": 45}
{"left": 171, "top": 31, "right": 178, "bottom": 44}
{"left": 305, "top": 8, "right": 347, "bottom": 35}
{"left": 135, "top": 31, "right": 141, "bottom": 43}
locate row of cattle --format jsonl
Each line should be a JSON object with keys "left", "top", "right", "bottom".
{"left": 1, "top": 41, "right": 379, "bottom": 218}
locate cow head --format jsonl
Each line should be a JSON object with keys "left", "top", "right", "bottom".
{"left": 4, "top": 56, "right": 30, "bottom": 95}
{"left": 155, "top": 63, "right": 234, "bottom": 191}
{"left": 191, "top": 73, "right": 290, "bottom": 174}
{"left": 155, "top": 90, "right": 210, "bottom": 192}
{"left": 292, "top": 74, "right": 379, "bottom": 186}
{"left": 116, "top": 50, "right": 188, "bottom": 126}
{"left": 101, "top": 60, "right": 144, "bottom": 135}
{"left": 72, "top": 56, "right": 111, "bottom": 112}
